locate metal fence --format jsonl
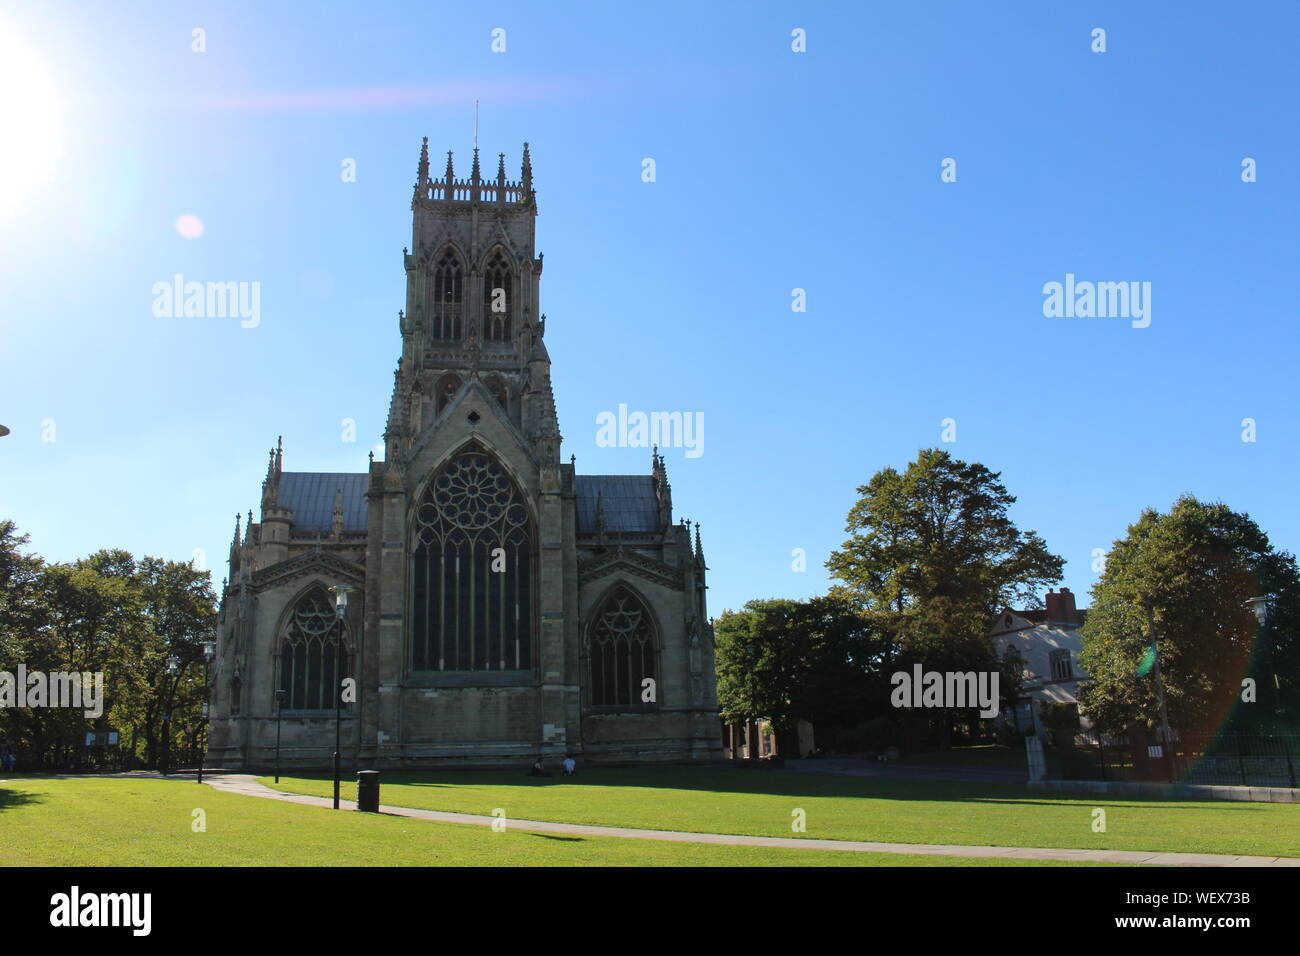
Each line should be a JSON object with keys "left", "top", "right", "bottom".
{"left": 1056, "top": 730, "right": 1300, "bottom": 787}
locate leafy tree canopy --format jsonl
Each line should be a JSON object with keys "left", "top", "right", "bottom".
{"left": 1078, "top": 495, "right": 1300, "bottom": 734}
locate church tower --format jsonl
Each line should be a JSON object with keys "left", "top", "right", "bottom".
{"left": 386, "top": 139, "right": 558, "bottom": 471}
{"left": 207, "top": 138, "right": 722, "bottom": 770}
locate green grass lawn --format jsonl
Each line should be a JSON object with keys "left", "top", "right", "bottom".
{"left": 259, "top": 765, "right": 1300, "bottom": 858}
{"left": 0, "top": 776, "right": 1098, "bottom": 867}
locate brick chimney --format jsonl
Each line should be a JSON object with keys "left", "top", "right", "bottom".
{"left": 1046, "top": 587, "right": 1078, "bottom": 625}
{"left": 1045, "top": 589, "right": 1062, "bottom": 622}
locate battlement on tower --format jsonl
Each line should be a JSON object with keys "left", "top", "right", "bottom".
{"left": 412, "top": 138, "right": 536, "bottom": 209}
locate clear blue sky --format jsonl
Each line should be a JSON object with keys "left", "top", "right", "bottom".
{"left": 2, "top": 1, "right": 1297, "bottom": 619}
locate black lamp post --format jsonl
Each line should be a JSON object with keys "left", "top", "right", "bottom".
{"left": 198, "top": 641, "right": 215, "bottom": 784}
{"left": 274, "top": 688, "right": 287, "bottom": 783}
{"left": 327, "top": 584, "right": 356, "bottom": 810}
{"left": 1245, "top": 595, "right": 1276, "bottom": 715}
{"left": 162, "top": 656, "right": 178, "bottom": 775}
{"left": 1141, "top": 599, "right": 1175, "bottom": 781}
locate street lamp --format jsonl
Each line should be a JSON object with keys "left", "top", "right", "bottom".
{"left": 1142, "top": 599, "right": 1174, "bottom": 781}
{"left": 274, "top": 688, "right": 287, "bottom": 783}
{"left": 162, "top": 656, "right": 178, "bottom": 775}
{"left": 1245, "top": 596, "right": 1274, "bottom": 625}
{"left": 327, "top": 584, "right": 356, "bottom": 810}
{"left": 1244, "top": 595, "right": 1277, "bottom": 714}
{"left": 198, "top": 641, "right": 215, "bottom": 784}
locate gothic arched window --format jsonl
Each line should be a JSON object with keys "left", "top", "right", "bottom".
{"left": 431, "top": 250, "right": 463, "bottom": 341}
{"left": 589, "top": 587, "right": 658, "bottom": 709}
{"left": 482, "top": 249, "right": 512, "bottom": 343}
{"left": 279, "top": 590, "right": 350, "bottom": 711}
{"left": 411, "top": 445, "right": 533, "bottom": 671}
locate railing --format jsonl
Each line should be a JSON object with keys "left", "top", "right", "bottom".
{"left": 418, "top": 181, "right": 527, "bottom": 203}
{"left": 1057, "top": 731, "right": 1300, "bottom": 787}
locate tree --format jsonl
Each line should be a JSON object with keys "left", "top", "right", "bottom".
{"left": 825, "top": 449, "right": 1063, "bottom": 744}
{"left": 1078, "top": 495, "right": 1300, "bottom": 734}
{"left": 78, "top": 552, "right": 216, "bottom": 770}
{"left": 714, "top": 595, "right": 880, "bottom": 735}
{"left": 0, "top": 521, "right": 217, "bottom": 770}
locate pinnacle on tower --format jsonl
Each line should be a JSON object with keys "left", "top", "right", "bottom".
{"left": 260, "top": 437, "right": 284, "bottom": 513}
{"left": 444, "top": 150, "right": 455, "bottom": 184}
{"left": 521, "top": 142, "right": 533, "bottom": 191}
{"left": 415, "top": 137, "right": 429, "bottom": 196}
{"left": 652, "top": 448, "right": 672, "bottom": 527}
{"left": 471, "top": 146, "right": 481, "bottom": 184}
{"left": 497, "top": 152, "right": 507, "bottom": 182}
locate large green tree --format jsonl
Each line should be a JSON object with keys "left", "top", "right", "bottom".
{"left": 825, "top": 449, "right": 1061, "bottom": 744}
{"left": 1078, "top": 496, "right": 1300, "bottom": 734}
{"left": 714, "top": 595, "right": 881, "bottom": 734}
{"left": 0, "top": 523, "right": 217, "bottom": 769}
{"left": 827, "top": 448, "right": 1063, "bottom": 658}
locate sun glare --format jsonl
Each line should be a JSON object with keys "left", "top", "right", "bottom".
{"left": 0, "top": 22, "right": 65, "bottom": 217}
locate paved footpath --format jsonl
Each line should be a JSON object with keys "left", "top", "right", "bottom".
{"left": 198, "top": 773, "right": 1300, "bottom": 867}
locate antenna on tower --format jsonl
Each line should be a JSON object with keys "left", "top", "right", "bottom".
{"left": 474, "top": 99, "right": 479, "bottom": 150}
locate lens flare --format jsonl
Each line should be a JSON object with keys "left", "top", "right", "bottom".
{"left": 0, "top": 20, "right": 64, "bottom": 216}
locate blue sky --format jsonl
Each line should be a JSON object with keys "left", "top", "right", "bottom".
{"left": 1, "top": 1, "right": 1297, "bottom": 620}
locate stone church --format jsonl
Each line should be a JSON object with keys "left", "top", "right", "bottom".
{"left": 207, "top": 139, "right": 722, "bottom": 769}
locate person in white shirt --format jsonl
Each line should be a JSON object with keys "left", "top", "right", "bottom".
{"left": 562, "top": 754, "right": 576, "bottom": 777}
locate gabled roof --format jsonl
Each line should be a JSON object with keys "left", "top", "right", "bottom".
{"left": 278, "top": 472, "right": 369, "bottom": 532}
{"left": 574, "top": 475, "right": 659, "bottom": 534}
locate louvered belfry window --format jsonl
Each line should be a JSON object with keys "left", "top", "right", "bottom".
{"left": 432, "top": 250, "right": 463, "bottom": 341}
{"left": 482, "top": 250, "right": 512, "bottom": 343}
{"left": 411, "top": 445, "right": 533, "bottom": 671}
{"left": 589, "top": 587, "right": 657, "bottom": 708}
{"left": 279, "top": 590, "right": 349, "bottom": 710}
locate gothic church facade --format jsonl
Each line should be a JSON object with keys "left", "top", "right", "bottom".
{"left": 207, "top": 140, "right": 722, "bottom": 769}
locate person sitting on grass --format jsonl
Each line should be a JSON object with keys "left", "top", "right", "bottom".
{"left": 563, "top": 754, "right": 576, "bottom": 777}
{"left": 527, "top": 756, "right": 551, "bottom": 777}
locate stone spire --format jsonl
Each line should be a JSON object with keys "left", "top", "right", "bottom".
{"left": 384, "top": 361, "right": 409, "bottom": 464}
{"left": 414, "top": 137, "right": 429, "bottom": 199}
{"left": 444, "top": 150, "right": 455, "bottom": 185}
{"left": 652, "top": 446, "right": 672, "bottom": 528}
{"left": 228, "top": 512, "right": 242, "bottom": 576}
{"left": 521, "top": 142, "right": 533, "bottom": 194}
{"left": 497, "top": 152, "right": 507, "bottom": 183}
{"left": 260, "top": 439, "right": 282, "bottom": 512}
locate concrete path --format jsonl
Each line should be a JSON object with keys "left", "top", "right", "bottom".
{"left": 197, "top": 772, "right": 1300, "bottom": 867}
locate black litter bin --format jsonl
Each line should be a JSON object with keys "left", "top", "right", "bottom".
{"left": 356, "top": 770, "right": 380, "bottom": 812}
